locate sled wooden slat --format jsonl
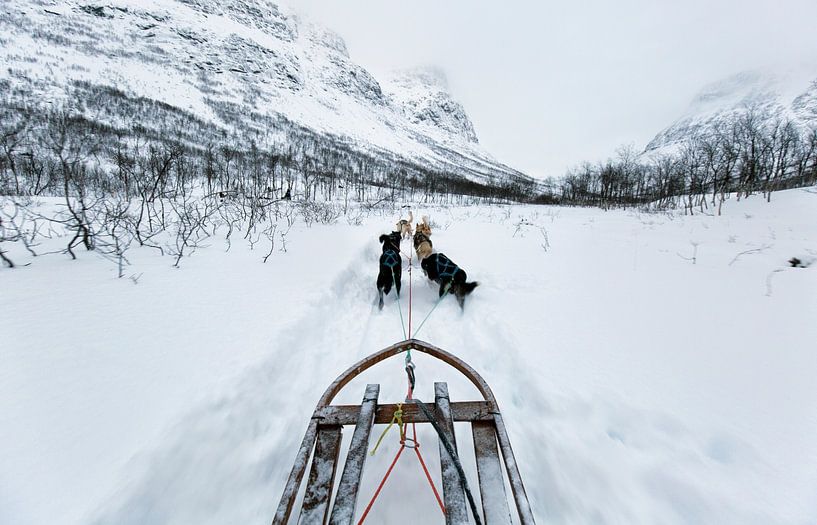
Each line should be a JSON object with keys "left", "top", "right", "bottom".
{"left": 472, "top": 421, "right": 512, "bottom": 524}
{"left": 275, "top": 419, "right": 319, "bottom": 524}
{"left": 328, "top": 384, "right": 379, "bottom": 525}
{"left": 273, "top": 339, "right": 535, "bottom": 525}
{"left": 314, "top": 400, "right": 495, "bottom": 426}
{"left": 435, "top": 382, "right": 469, "bottom": 525}
{"left": 299, "top": 424, "right": 343, "bottom": 525}
{"left": 493, "top": 411, "right": 535, "bottom": 525}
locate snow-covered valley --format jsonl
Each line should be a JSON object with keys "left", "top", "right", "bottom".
{"left": 2, "top": 189, "right": 816, "bottom": 524}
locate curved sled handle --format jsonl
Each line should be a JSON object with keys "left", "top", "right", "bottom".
{"left": 316, "top": 339, "right": 497, "bottom": 408}
{"left": 274, "top": 339, "right": 536, "bottom": 525}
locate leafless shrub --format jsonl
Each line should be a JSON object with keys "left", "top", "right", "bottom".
{"left": 539, "top": 227, "right": 550, "bottom": 252}
{"left": 262, "top": 222, "right": 277, "bottom": 263}
{"left": 512, "top": 218, "right": 533, "bottom": 238}
{"left": 346, "top": 210, "right": 364, "bottom": 226}
{"left": 728, "top": 244, "right": 772, "bottom": 266}
{"left": 298, "top": 200, "right": 342, "bottom": 227}
{"left": 278, "top": 221, "right": 292, "bottom": 253}
{"left": 167, "top": 193, "right": 216, "bottom": 267}
{"left": 0, "top": 198, "right": 43, "bottom": 263}
{"left": 96, "top": 197, "right": 136, "bottom": 278}
{"left": 677, "top": 241, "right": 700, "bottom": 265}
{"left": 0, "top": 213, "right": 19, "bottom": 268}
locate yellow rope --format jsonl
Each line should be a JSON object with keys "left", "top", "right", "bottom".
{"left": 369, "top": 404, "right": 404, "bottom": 456}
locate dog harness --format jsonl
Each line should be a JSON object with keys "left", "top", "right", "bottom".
{"left": 435, "top": 254, "right": 459, "bottom": 279}
{"left": 382, "top": 249, "right": 400, "bottom": 268}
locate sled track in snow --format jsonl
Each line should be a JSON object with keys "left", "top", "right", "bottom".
{"left": 91, "top": 232, "right": 548, "bottom": 524}
{"left": 91, "top": 240, "right": 394, "bottom": 524}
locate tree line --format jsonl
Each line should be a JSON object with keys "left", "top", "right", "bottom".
{"left": 545, "top": 109, "right": 817, "bottom": 213}
{"left": 0, "top": 80, "right": 537, "bottom": 204}
{"left": 0, "top": 82, "right": 536, "bottom": 269}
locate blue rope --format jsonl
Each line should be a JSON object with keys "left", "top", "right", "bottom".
{"left": 410, "top": 283, "right": 450, "bottom": 339}
{"left": 392, "top": 271, "right": 407, "bottom": 340}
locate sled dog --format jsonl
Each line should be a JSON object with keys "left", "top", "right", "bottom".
{"left": 376, "top": 232, "right": 402, "bottom": 310}
{"left": 420, "top": 252, "right": 478, "bottom": 308}
{"left": 395, "top": 210, "right": 414, "bottom": 240}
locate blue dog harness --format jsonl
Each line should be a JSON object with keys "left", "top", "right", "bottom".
{"left": 435, "top": 254, "right": 459, "bottom": 279}
{"left": 382, "top": 249, "right": 400, "bottom": 268}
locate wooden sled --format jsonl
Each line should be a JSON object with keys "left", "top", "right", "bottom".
{"left": 273, "top": 338, "right": 535, "bottom": 525}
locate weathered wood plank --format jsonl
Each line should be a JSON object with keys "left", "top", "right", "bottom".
{"left": 276, "top": 339, "right": 536, "bottom": 524}
{"left": 435, "top": 382, "right": 469, "bottom": 525}
{"left": 472, "top": 421, "right": 512, "bottom": 524}
{"left": 328, "top": 384, "right": 380, "bottom": 525}
{"left": 299, "top": 425, "right": 343, "bottom": 525}
{"left": 274, "top": 419, "right": 319, "bottom": 525}
{"left": 314, "top": 401, "right": 495, "bottom": 426}
{"left": 493, "top": 412, "right": 535, "bottom": 524}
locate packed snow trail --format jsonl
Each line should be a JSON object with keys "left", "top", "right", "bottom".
{"left": 3, "top": 190, "right": 817, "bottom": 525}
{"left": 88, "top": 232, "right": 526, "bottom": 525}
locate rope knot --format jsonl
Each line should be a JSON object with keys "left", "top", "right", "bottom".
{"left": 369, "top": 403, "right": 404, "bottom": 456}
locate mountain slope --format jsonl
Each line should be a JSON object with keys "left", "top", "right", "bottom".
{"left": 646, "top": 64, "right": 817, "bottom": 153}
{"left": 381, "top": 67, "right": 479, "bottom": 144}
{"left": 0, "top": 0, "right": 532, "bottom": 190}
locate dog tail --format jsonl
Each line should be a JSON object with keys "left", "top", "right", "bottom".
{"left": 451, "top": 281, "right": 479, "bottom": 309}
{"left": 450, "top": 281, "right": 479, "bottom": 298}
{"left": 407, "top": 210, "right": 413, "bottom": 223}
{"left": 422, "top": 215, "right": 429, "bottom": 227}
{"left": 461, "top": 281, "right": 479, "bottom": 296}
{"left": 379, "top": 234, "right": 389, "bottom": 243}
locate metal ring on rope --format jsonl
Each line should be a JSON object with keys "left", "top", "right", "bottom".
{"left": 400, "top": 436, "right": 419, "bottom": 450}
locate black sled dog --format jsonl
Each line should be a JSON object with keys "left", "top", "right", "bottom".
{"left": 420, "top": 252, "right": 479, "bottom": 308}
{"left": 377, "top": 232, "right": 402, "bottom": 310}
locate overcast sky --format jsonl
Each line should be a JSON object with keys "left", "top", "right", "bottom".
{"left": 287, "top": 0, "right": 817, "bottom": 179}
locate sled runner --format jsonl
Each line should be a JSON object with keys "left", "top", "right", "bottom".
{"left": 273, "top": 338, "right": 535, "bottom": 525}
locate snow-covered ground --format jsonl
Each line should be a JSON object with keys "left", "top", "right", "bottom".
{"left": 2, "top": 189, "right": 816, "bottom": 524}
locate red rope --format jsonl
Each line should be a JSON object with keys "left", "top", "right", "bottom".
{"left": 358, "top": 238, "right": 445, "bottom": 523}
{"left": 411, "top": 422, "right": 446, "bottom": 514}
{"left": 357, "top": 443, "right": 405, "bottom": 525}
{"left": 357, "top": 423, "right": 447, "bottom": 523}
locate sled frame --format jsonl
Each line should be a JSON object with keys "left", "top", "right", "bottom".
{"left": 273, "top": 338, "right": 535, "bottom": 525}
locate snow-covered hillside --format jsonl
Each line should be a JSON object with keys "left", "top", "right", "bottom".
{"left": 646, "top": 64, "right": 817, "bottom": 153}
{"left": 382, "top": 67, "right": 479, "bottom": 144}
{"left": 0, "top": 0, "right": 530, "bottom": 187}
{"left": 2, "top": 189, "right": 816, "bottom": 524}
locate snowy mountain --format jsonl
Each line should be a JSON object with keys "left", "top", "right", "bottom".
{"left": 646, "top": 64, "right": 817, "bottom": 152}
{"left": 0, "top": 0, "right": 533, "bottom": 190}
{"left": 381, "top": 67, "right": 479, "bottom": 144}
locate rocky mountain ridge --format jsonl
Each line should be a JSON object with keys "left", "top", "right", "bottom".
{"left": 0, "top": 0, "right": 534, "bottom": 191}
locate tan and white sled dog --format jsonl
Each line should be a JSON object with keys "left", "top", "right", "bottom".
{"left": 395, "top": 210, "right": 414, "bottom": 240}
{"left": 413, "top": 216, "right": 432, "bottom": 260}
